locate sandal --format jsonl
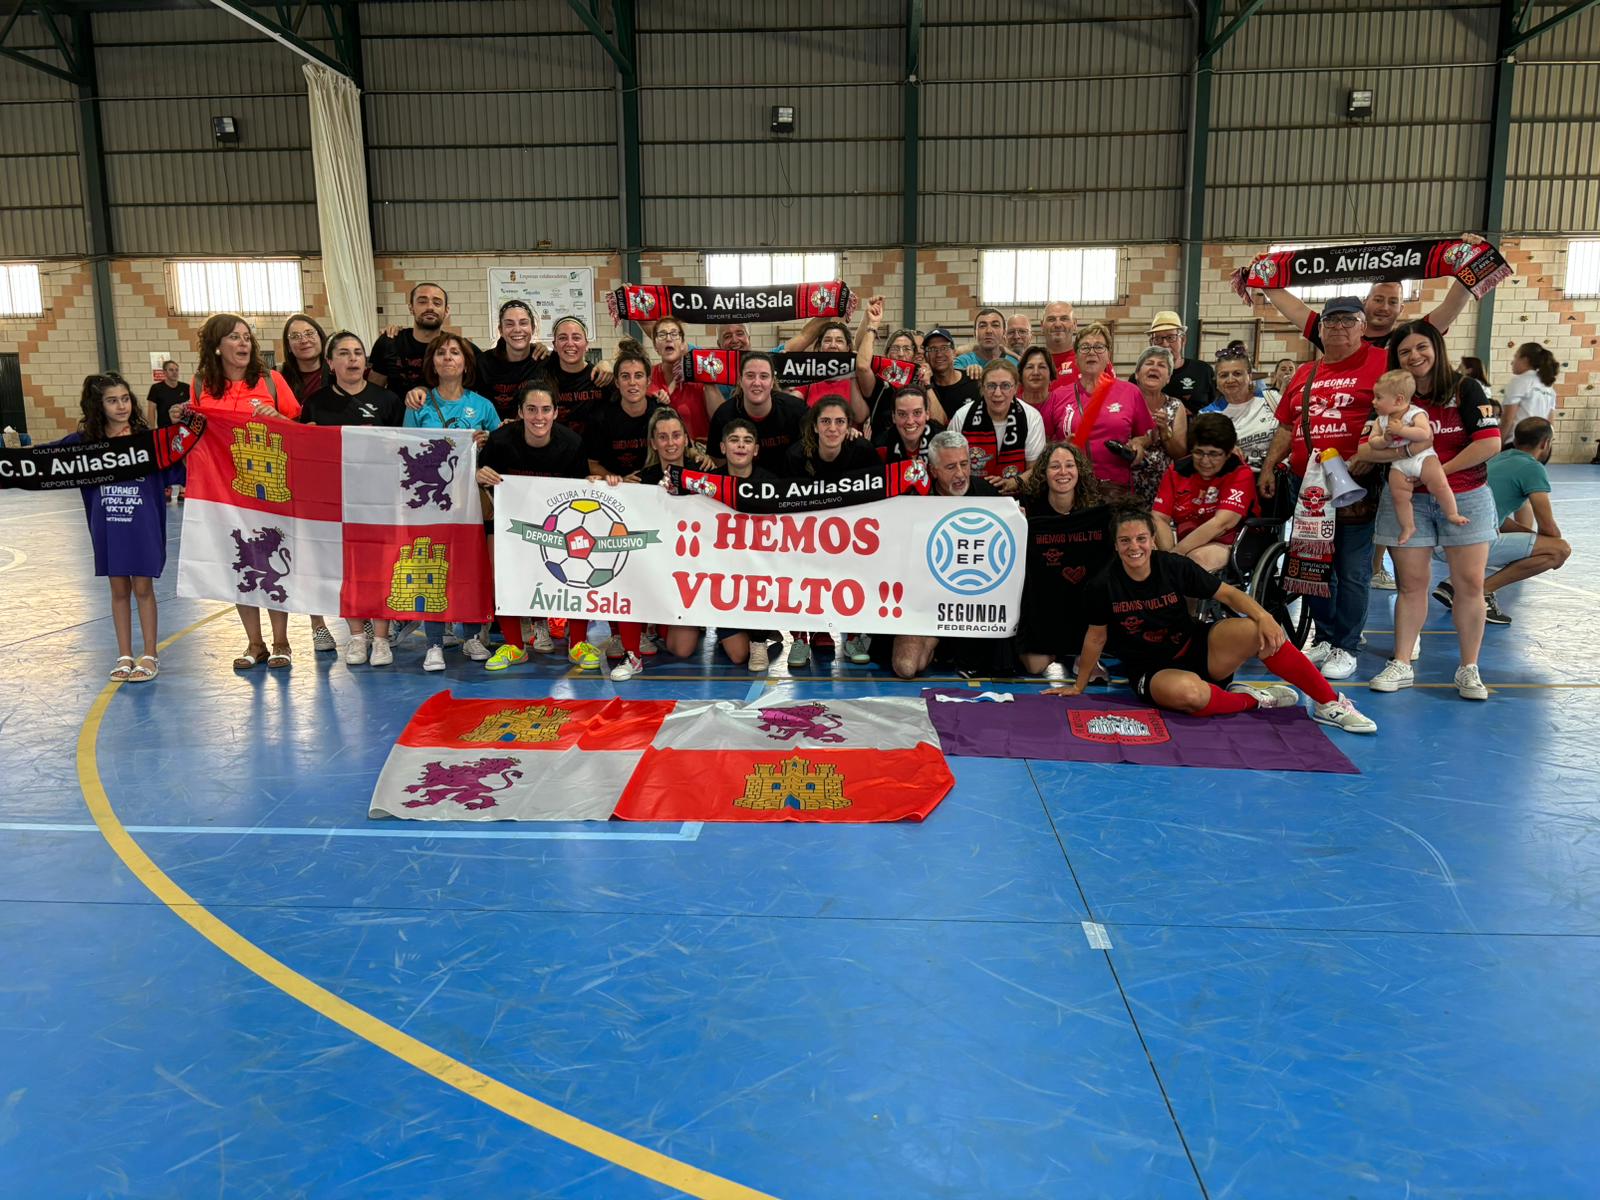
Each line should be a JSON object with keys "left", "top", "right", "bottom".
{"left": 267, "top": 643, "right": 293, "bottom": 669}
{"left": 109, "top": 655, "right": 136, "bottom": 681}
{"left": 128, "top": 655, "right": 159, "bottom": 683}
{"left": 233, "top": 644, "right": 269, "bottom": 670}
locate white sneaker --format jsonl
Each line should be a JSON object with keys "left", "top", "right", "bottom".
{"left": 1455, "top": 663, "right": 1489, "bottom": 701}
{"left": 844, "top": 635, "right": 871, "bottom": 664}
{"left": 602, "top": 635, "right": 625, "bottom": 659}
{"left": 1312, "top": 694, "right": 1378, "bottom": 734}
{"left": 531, "top": 620, "right": 554, "bottom": 653}
{"left": 369, "top": 636, "right": 393, "bottom": 667}
{"left": 1043, "top": 661, "right": 1067, "bottom": 682}
{"left": 1228, "top": 681, "right": 1300, "bottom": 709}
{"left": 1368, "top": 659, "right": 1414, "bottom": 692}
{"left": 312, "top": 624, "right": 337, "bottom": 653}
{"left": 344, "top": 633, "right": 369, "bottom": 665}
{"left": 1303, "top": 639, "right": 1333, "bottom": 667}
{"left": 462, "top": 636, "right": 490, "bottom": 662}
{"left": 1371, "top": 567, "right": 1396, "bottom": 590}
{"left": 1322, "top": 648, "right": 1358, "bottom": 680}
{"left": 442, "top": 631, "right": 462, "bottom": 648}
{"left": 639, "top": 629, "right": 659, "bottom": 657}
{"left": 423, "top": 645, "right": 446, "bottom": 672}
{"left": 1412, "top": 634, "right": 1422, "bottom": 661}
{"left": 748, "top": 641, "right": 770, "bottom": 673}
{"left": 610, "top": 651, "right": 644, "bottom": 681}
{"left": 1071, "top": 656, "right": 1110, "bottom": 683}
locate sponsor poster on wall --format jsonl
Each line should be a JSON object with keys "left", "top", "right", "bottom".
{"left": 487, "top": 267, "right": 594, "bottom": 342}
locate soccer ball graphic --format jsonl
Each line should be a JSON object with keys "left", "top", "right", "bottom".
{"left": 540, "top": 498, "right": 631, "bottom": 587}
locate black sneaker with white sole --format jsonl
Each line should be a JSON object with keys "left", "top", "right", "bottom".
{"left": 1431, "top": 579, "right": 1454, "bottom": 609}
{"left": 1484, "top": 592, "right": 1511, "bottom": 625}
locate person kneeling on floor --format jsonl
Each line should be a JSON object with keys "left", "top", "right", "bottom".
{"left": 1046, "top": 509, "right": 1376, "bottom": 734}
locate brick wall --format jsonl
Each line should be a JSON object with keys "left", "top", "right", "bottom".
{"left": 10, "top": 243, "right": 1599, "bottom": 460}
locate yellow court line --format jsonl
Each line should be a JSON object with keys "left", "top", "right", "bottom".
{"left": 76, "top": 609, "right": 776, "bottom": 1200}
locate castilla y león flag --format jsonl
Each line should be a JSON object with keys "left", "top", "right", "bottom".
{"left": 369, "top": 692, "right": 953, "bottom": 823}
{"left": 177, "top": 412, "right": 491, "bottom": 620}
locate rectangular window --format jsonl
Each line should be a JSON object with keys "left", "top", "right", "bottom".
{"left": 1267, "top": 244, "right": 1418, "bottom": 302}
{"left": 0, "top": 263, "right": 43, "bottom": 318}
{"left": 167, "top": 260, "right": 303, "bottom": 316}
{"left": 1564, "top": 239, "right": 1600, "bottom": 298}
{"left": 980, "top": 248, "right": 1118, "bottom": 306}
{"left": 704, "top": 252, "right": 840, "bottom": 288}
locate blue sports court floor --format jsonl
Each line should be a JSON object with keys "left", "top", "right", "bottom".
{"left": 3, "top": 470, "right": 1598, "bottom": 1199}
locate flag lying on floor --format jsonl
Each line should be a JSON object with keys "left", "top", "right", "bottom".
{"left": 177, "top": 412, "right": 491, "bottom": 620}
{"left": 370, "top": 693, "right": 954, "bottom": 823}
{"left": 924, "top": 689, "right": 1357, "bottom": 774}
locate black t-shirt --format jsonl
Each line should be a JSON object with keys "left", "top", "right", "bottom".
{"left": 935, "top": 475, "right": 999, "bottom": 499}
{"left": 551, "top": 364, "right": 616, "bottom": 436}
{"left": 783, "top": 435, "right": 881, "bottom": 481}
{"left": 1083, "top": 550, "right": 1220, "bottom": 670}
{"left": 479, "top": 421, "right": 588, "bottom": 479}
{"left": 370, "top": 329, "right": 442, "bottom": 399}
{"left": 146, "top": 381, "right": 189, "bottom": 427}
{"left": 476, "top": 345, "right": 555, "bottom": 420}
{"left": 707, "top": 392, "right": 807, "bottom": 467}
{"left": 1166, "top": 357, "right": 1216, "bottom": 416}
{"left": 299, "top": 383, "right": 404, "bottom": 427}
{"left": 582, "top": 399, "right": 662, "bottom": 476}
{"left": 874, "top": 420, "right": 944, "bottom": 464}
{"left": 1018, "top": 501, "right": 1113, "bottom": 653}
{"left": 931, "top": 375, "right": 981, "bottom": 418}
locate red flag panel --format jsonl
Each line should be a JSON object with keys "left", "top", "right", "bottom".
{"left": 342, "top": 521, "right": 493, "bottom": 623}
{"left": 185, "top": 412, "right": 342, "bottom": 523}
{"left": 614, "top": 745, "right": 953, "bottom": 823}
{"left": 396, "top": 691, "right": 676, "bottom": 752}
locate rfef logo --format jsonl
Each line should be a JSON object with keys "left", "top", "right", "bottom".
{"left": 926, "top": 508, "right": 1016, "bottom": 596}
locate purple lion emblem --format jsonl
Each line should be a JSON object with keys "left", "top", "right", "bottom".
{"left": 230, "top": 527, "right": 291, "bottom": 604}
{"left": 402, "top": 757, "right": 524, "bottom": 811}
{"left": 755, "top": 702, "right": 846, "bottom": 743}
{"left": 398, "top": 438, "right": 458, "bottom": 510}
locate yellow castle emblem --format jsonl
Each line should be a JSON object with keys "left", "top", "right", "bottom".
{"left": 462, "top": 704, "right": 574, "bottom": 745}
{"left": 230, "top": 421, "right": 290, "bottom": 502}
{"left": 737, "top": 756, "right": 851, "bottom": 812}
{"left": 386, "top": 536, "right": 450, "bottom": 613}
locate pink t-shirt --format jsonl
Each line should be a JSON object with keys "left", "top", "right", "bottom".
{"left": 1044, "top": 377, "right": 1152, "bottom": 488}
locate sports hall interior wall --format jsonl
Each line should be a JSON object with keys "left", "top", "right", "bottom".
{"left": 1, "top": 1, "right": 1597, "bottom": 451}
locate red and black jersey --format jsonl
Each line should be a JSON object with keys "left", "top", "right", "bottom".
{"left": 1152, "top": 455, "right": 1256, "bottom": 544}
{"left": 476, "top": 346, "right": 554, "bottom": 420}
{"left": 952, "top": 398, "right": 1035, "bottom": 480}
{"left": 551, "top": 364, "right": 617, "bottom": 438}
{"left": 874, "top": 420, "right": 944, "bottom": 465}
{"left": 581, "top": 398, "right": 663, "bottom": 476}
{"left": 1084, "top": 551, "right": 1221, "bottom": 673}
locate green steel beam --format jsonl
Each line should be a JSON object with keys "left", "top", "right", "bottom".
{"left": 902, "top": 0, "right": 921, "bottom": 330}
{"left": 205, "top": 0, "right": 352, "bottom": 76}
{"left": 1476, "top": 1, "right": 1520, "bottom": 362}
{"left": 70, "top": 12, "right": 117, "bottom": 370}
{"left": 1180, "top": 0, "right": 1223, "bottom": 358}
{"left": 1199, "top": 0, "right": 1266, "bottom": 64}
{"left": 1, "top": 2, "right": 84, "bottom": 83}
{"left": 1506, "top": 0, "right": 1600, "bottom": 54}
{"left": 568, "top": 0, "right": 641, "bottom": 287}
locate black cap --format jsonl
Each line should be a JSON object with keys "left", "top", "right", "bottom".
{"left": 922, "top": 326, "right": 956, "bottom": 346}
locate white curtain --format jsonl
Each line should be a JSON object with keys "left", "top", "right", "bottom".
{"left": 303, "top": 64, "right": 377, "bottom": 341}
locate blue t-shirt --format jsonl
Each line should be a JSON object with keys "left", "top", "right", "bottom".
{"left": 56, "top": 432, "right": 174, "bottom": 577}
{"left": 954, "top": 349, "right": 1019, "bottom": 371}
{"left": 403, "top": 389, "right": 499, "bottom": 433}
{"left": 1486, "top": 448, "right": 1550, "bottom": 525}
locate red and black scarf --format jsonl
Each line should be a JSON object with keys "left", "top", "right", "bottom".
{"left": 956, "top": 399, "right": 1033, "bottom": 481}
{"left": 1233, "top": 238, "right": 1511, "bottom": 303}
{"left": 607, "top": 281, "right": 857, "bottom": 325}
{"left": 2, "top": 413, "right": 206, "bottom": 491}
{"left": 685, "top": 348, "right": 917, "bottom": 392}
{"left": 666, "top": 458, "right": 928, "bottom": 513}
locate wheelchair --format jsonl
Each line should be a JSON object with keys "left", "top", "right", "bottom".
{"left": 1219, "top": 465, "right": 1314, "bottom": 649}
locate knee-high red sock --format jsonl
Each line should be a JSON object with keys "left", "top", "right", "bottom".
{"left": 1196, "top": 684, "right": 1257, "bottom": 717}
{"left": 496, "top": 616, "right": 524, "bottom": 649}
{"left": 1263, "top": 643, "right": 1336, "bottom": 704}
{"left": 617, "top": 621, "right": 642, "bottom": 654}
{"left": 568, "top": 620, "right": 588, "bottom": 645}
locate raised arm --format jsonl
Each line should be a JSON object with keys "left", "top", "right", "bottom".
{"left": 780, "top": 315, "right": 830, "bottom": 353}
{"left": 1259, "top": 289, "right": 1315, "bottom": 338}
{"left": 855, "top": 296, "right": 885, "bottom": 395}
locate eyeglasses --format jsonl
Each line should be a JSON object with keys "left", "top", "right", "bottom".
{"left": 983, "top": 381, "right": 1016, "bottom": 393}
{"left": 1322, "top": 314, "right": 1362, "bottom": 329}
{"left": 1191, "top": 447, "right": 1228, "bottom": 460}
{"left": 1077, "top": 342, "right": 1108, "bottom": 354}
{"left": 287, "top": 330, "right": 320, "bottom": 343}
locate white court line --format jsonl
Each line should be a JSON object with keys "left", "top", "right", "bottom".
{"left": 0, "top": 546, "right": 26, "bottom": 573}
{"left": 0, "top": 505, "right": 80, "bottom": 522}
{"left": 0, "top": 821, "right": 704, "bottom": 843}
{"left": 1532, "top": 576, "right": 1600, "bottom": 604}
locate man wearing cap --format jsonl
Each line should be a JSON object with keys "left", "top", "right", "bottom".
{"left": 1148, "top": 311, "right": 1215, "bottom": 416}
{"left": 1255, "top": 295, "right": 1388, "bottom": 680}
{"left": 924, "top": 326, "right": 983, "bottom": 417}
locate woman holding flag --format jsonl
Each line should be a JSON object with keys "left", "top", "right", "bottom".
{"left": 173, "top": 313, "right": 300, "bottom": 670}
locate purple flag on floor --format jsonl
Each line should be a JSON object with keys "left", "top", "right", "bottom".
{"left": 923, "top": 689, "right": 1357, "bottom": 775}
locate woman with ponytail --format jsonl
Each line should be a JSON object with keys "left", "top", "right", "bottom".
{"left": 1501, "top": 342, "right": 1559, "bottom": 437}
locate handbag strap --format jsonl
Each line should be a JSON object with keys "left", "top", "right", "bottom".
{"left": 1297, "top": 362, "right": 1322, "bottom": 460}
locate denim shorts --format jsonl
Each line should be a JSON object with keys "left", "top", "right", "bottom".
{"left": 1434, "top": 530, "right": 1535, "bottom": 570}
{"left": 1375, "top": 483, "right": 1496, "bottom": 549}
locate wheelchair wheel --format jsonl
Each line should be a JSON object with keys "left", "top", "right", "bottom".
{"left": 1249, "top": 540, "right": 1314, "bottom": 649}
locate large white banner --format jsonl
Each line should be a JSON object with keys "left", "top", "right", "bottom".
{"left": 487, "top": 267, "right": 594, "bottom": 342}
{"left": 493, "top": 478, "right": 1027, "bottom": 637}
